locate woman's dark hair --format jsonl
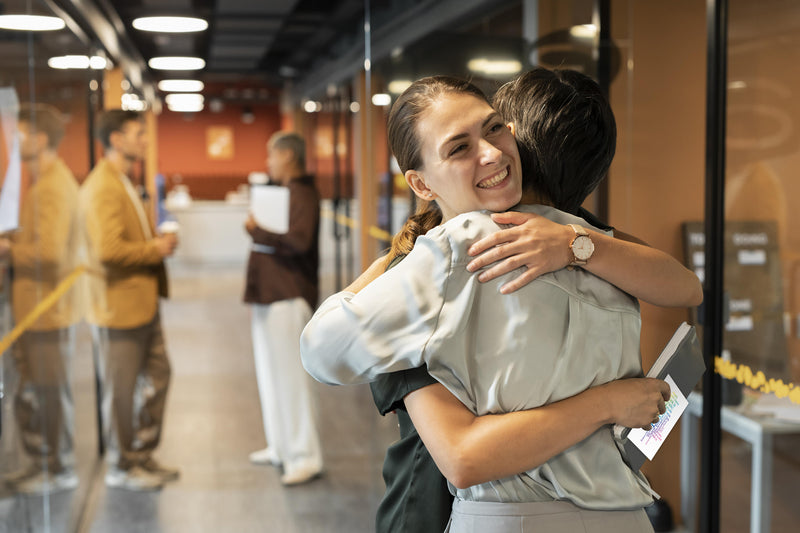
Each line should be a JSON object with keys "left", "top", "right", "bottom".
{"left": 493, "top": 68, "right": 616, "bottom": 214}
{"left": 386, "top": 76, "right": 489, "bottom": 263}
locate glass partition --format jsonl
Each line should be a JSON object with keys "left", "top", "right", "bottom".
{"left": 715, "top": 1, "right": 800, "bottom": 531}
{"left": 0, "top": 0, "right": 98, "bottom": 530}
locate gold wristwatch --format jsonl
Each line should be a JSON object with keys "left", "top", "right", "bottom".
{"left": 568, "top": 224, "right": 594, "bottom": 267}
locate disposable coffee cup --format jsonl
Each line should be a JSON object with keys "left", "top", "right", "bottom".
{"left": 158, "top": 220, "right": 180, "bottom": 236}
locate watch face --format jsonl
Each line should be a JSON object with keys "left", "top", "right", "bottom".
{"left": 572, "top": 235, "right": 594, "bottom": 260}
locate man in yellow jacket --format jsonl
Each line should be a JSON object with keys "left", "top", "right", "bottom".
{"left": 81, "top": 109, "right": 178, "bottom": 491}
{"left": 0, "top": 104, "right": 80, "bottom": 494}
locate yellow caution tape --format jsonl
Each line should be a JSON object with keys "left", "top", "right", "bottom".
{"left": 321, "top": 207, "right": 393, "bottom": 242}
{"left": 6, "top": 259, "right": 798, "bottom": 409}
{"left": 0, "top": 265, "right": 86, "bottom": 355}
{"left": 715, "top": 356, "right": 800, "bottom": 405}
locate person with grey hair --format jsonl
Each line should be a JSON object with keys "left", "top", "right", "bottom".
{"left": 243, "top": 131, "right": 324, "bottom": 485}
{"left": 0, "top": 103, "right": 81, "bottom": 494}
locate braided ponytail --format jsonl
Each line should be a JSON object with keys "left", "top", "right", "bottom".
{"left": 386, "top": 201, "right": 442, "bottom": 263}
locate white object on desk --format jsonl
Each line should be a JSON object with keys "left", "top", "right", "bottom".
{"left": 681, "top": 391, "right": 800, "bottom": 533}
{"left": 250, "top": 185, "right": 289, "bottom": 234}
{"left": 748, "top": 393, "right": 800, "bottom": 423}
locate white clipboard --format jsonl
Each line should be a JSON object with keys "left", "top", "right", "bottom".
{"left": 250, "top": 185, "right": 289, "bottom": 234}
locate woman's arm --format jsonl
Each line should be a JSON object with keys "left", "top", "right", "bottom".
{"left": 466, "top": 211, "right": 702, "bottom": 307}
{"left": 404, "top": 379, "right": 670, "bottom": 489}
{"left": 300, "top": 237, "right": 449, "bottom": 385}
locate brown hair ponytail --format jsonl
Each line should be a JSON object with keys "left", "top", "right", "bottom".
{"left": 386, "top": 201, "right": 442, "bottom": 263}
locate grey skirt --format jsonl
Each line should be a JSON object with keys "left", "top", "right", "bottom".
{"left": 444, "top": 500, "right": 654, "bottom": 533}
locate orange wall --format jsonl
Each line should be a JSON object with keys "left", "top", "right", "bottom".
{"left": 58, "top": 91, "right": 92, "bottom": 181}
{"left": 609, "top": 0, "right": 707, "bottom": 522}
{"left": 154, "top": 103, "right": 367, "bottom": 201}
{"left": 156, "top": 104, "right": 281, "bottom": 180}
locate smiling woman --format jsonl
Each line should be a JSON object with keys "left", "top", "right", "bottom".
{"left": 382, "top": 76, "right": 523, "bottom": 262}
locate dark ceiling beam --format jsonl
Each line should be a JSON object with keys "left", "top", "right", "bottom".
{"left": 292, "top": 0, "right": 513, "bottom": 101}
{"left": 42, "top": 0, "right": 92, "bottom": 46}
{"left": 50, "top": 0, "right": 157, "bottom": 105}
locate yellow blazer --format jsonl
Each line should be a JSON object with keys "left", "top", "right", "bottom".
{"left": 80, "top": 158, "right": 168, "bottom": 329}
{"left": 11, "top": 158, "right": 81, "bottom": 331}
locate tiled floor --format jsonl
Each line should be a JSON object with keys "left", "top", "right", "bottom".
{"left": 2, "top": 260, "right": 800, "bottom": 532}
{"left": 81, "top": 262, "right": 397, "bottom": 533}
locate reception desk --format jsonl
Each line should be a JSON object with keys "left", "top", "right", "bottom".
{"left": 168, "top": 201, "right": 251, "bottom": 264}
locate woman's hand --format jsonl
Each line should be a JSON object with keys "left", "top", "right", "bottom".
{"left": 599, "top": 378, "right": 671, "bottom": 431}
{"left": 466, "top": 211, "right": 573, "bottom": 294}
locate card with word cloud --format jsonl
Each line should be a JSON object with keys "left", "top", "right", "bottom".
{"left": 626, "top": 375, "right": 688, "bottom": 460}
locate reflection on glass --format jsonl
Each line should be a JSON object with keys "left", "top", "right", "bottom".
{"left": 6, "top": 104, "right": 81, "bottom": 495}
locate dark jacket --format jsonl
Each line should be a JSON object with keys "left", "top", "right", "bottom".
{"left": 243, "top": 175, "right": 320, "bottom": 309}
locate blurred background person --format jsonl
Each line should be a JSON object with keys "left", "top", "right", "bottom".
{"left": 244, "top": 131, "right": 324, "bottom": 486}
{"left": 81, "top": 109, "right": 178, "bottom": 491}
{"left": 0, "top": 103, "right": 81, "bottom": 494}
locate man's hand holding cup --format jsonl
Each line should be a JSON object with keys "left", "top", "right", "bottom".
{"left": 156, "top": 221, "right": 180, "bottom": 257}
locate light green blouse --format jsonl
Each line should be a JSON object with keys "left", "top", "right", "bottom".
{"left": 301, "top": 204, "right": 654, "bottom": 509}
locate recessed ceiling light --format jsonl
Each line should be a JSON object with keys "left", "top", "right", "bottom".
{"left": 158, "top": 79, "right": 204, "bottom": 92}
{"left": 89, "top": 56, "right": 109, "bottom": 69}
{"left": 303, "top": 100, "right": 321, "bottom": 113}
{"left": 149, "top": 56, "right": 206, "bottom": 71}
{"left": 0, "top": 14, "right": 66, "bottom": 31}
{"left": 387, "top": 80, "right": 412, "bottom": 94}
{"left": 48, "top": 55, "right": 108, "bottom": 70}
{"left": 166, "top": 93, "right": 204, "bottom": 112}
{"left": 467, "top": 58, "right": 522, "bottom": 76}
{"left": 0, "top": 15, "right": 66, "bottom": 31}
{"left": 133, "top": 16, "right": 208, "bottom": 33}
{"left": 371, "top": 94, "right": 391, "bottom": 106}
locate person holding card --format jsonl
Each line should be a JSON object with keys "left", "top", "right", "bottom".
{"left": 243, "top": 131, "right": 324, "bottom": 486}
{"left": 301, "top": 72, "right": 695, "bottom": 532}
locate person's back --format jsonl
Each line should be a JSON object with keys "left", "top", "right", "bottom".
{"left": 424, "top": 206, "right": 648, "bottom": 506}
{"left": 305, "top": 203, "right": 652, "bottom": 508}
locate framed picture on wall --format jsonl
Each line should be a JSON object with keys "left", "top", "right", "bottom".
{"left": 206, "top": 126, "right": 234, "bottom": 160}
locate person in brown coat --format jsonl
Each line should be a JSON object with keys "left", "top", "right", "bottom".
{"left": 80, "top": 109, "right": 178, "bottom": 491}
{"left": 244, "top": 131, "right": 323, "bottom": 485}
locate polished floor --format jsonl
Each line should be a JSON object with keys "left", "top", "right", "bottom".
{"left": 1, "top": 261, "right": 396, "bottom": 533}
{"left": 2, "top": 259, "right": 800, "bottom": 532}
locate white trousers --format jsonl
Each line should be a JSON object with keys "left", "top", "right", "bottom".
{"left": 251, "top": 298, "right": 323, "bottom": 474}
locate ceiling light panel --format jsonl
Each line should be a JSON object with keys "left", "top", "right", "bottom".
{"left": 158, "top": 79, "right": 204, "bottom": 92}
{"left": 149, "top": 56, "right": 206, "bottom": 70}
{"left": 0, "top": 14, "right": 66, "bottom": 31}
{"left": 165, "top": 93, "right": 204, "bottom": 112}
{"left": 133, "top": 16, "right": 208, "bottom": 33}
